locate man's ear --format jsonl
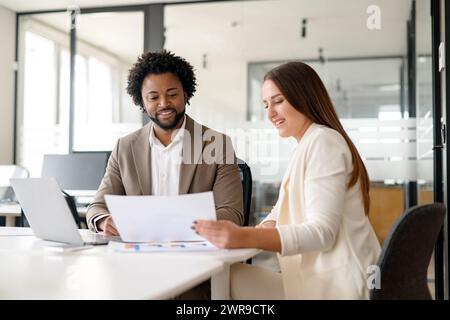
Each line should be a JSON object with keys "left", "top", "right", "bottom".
{"left": 184, "top": 92, "right": 189, "bottom": 105}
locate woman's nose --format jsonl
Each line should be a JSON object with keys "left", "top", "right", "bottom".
{"left": 267, "top": 105, "right": 277, "bottom": 118}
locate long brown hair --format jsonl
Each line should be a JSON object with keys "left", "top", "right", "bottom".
{"left": 264, "top": 61, "right": 370, "bottom": 215}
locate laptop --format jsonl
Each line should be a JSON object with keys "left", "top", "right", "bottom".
{"left": 10, "top": 177, "right": 114, "bottom": 246}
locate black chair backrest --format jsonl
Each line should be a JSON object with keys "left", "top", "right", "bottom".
{"left": 62, "top": 191, "right": 81, "bottom": 228}
{"left": 237, "top": 159, "right": 252, "bottom": 227}
{"left": 370, "top": 203, "right": 446, "bottom": 300}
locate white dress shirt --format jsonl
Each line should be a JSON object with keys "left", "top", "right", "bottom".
{"left": 92, "top": 117, "right": 186, "bottom": 231}
{"left": 149, "top": 116, "right": 186, "bottom": 196}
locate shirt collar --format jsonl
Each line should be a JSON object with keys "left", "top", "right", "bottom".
{"left": 149, "top": 116, "right": 186, "bottom": 149}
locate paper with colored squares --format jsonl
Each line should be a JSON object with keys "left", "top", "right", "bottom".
{"left": 108, "top": 240, "right": 218, "bottom": 252}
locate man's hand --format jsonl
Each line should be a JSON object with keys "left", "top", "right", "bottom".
{"left": 98, "top": 215, "right": 119, "bottom": 236}
{"left": 256, "top": 220, "right": 276, "bottom": 229}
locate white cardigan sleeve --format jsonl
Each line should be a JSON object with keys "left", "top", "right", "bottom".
{"left": 260, "top": 200, "right": 279, "bottom": 224}
{"left": 277, "top": 130, "right": 351, "bottom": 256}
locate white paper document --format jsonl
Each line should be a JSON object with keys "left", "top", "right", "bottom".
{"left": 108, "top": 240, "right": 218, "bottom": 253}
{"left": 104, "top": 191, "right": 216, "bottom": 242}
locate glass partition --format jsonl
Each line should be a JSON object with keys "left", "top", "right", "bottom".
{"left": 165, "top": 0, "right": 415, "bottom": 270}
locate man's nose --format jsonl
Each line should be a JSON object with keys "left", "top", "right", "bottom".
{"left": 159, "top": 96, "right": 170, "bottom": 108}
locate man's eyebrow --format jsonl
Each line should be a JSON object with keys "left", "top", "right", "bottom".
{"left": 144, "top": 88, "right": 178, "bottom": 95}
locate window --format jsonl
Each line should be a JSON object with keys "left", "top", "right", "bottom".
{"left": 18, "top": 29, "right": 69, "bottom": 176}
{"left": 17, "top": 11, "right": 144, "bottom": 175}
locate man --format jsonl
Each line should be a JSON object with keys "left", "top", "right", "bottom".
{"left": 86, "top": 50, "right": 243, "bottom": 298}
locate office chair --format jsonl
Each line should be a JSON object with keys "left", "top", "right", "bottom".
{"left": 0, "top": 165, "right": 29, "bottom": 204}
{"left": 62, "top": 191, "right": 81, "bottom": 228}
{"left": 237, "top": 159, "right": 252, "bottom": 227}
{"left": 370, "top": 203, "right": 446, "bottom": 300}
{"left": 0, "top": 165, "right": 29, "bottom": 226}
{"left": 237, "top": 159, "right": 253, "bottom": 265}
{"left": 0, "top": 165, "right": 29, "bottom": 185}
{"left": 0, "top": 165, "right": 29, "bottom": 202}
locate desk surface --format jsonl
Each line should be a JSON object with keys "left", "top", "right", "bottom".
{"left": 0, "top": 251, "right": 223, "bottom": 299}
{"left": 0, "top": 228, "right": 260, "bottom": 299}
{"left": 0, "top": 203, "right": 23, "bottom": 215}
{"left": 0, "top": 203, "right": 87, "bottom": 216}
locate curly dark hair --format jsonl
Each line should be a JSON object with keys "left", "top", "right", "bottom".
{"left": 126, "top": 50, "right": 197, "bottom": 112}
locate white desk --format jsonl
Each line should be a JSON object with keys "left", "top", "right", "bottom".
{"left": 0, "top": 252, "right": 223, "bottom": 299}
{"left": 0, "top": 228, "right": 260, "bottom": 300}
{"left": 0, "top": 204, "right": 21, "bottom": 227}
{"left": 0, "top": 204, "right": 87, "bottom": 227}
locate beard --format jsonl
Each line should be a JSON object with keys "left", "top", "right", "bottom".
{"left": 148, "top": 107, "right": 186, "bottom": 130}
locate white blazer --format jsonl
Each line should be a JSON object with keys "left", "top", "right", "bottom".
{"left": 263, "top": 123, "right": 381, "bottom": 299}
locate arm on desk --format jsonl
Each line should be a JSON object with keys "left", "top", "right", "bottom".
{"left": 194, "top": 220, "right": 282, "bottom": 253}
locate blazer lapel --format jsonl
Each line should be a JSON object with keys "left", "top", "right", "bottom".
{"left": 131, "top": 123, "right": 152, "bottom": 195}
{"left": 179, "top": 115, "right": 205, "bottom": 194}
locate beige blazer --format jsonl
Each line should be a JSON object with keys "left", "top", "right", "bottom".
{"left": 266, "top": 123, "right": 381, "bottom": 299}
{"left": 87, "top": 115, "right": 243, "bottom": 231}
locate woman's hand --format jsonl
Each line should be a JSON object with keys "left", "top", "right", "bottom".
{"left": 194, "top": 220, "right": 282, "bottom": 252}
{"left": 98, "top": 215, "right": 119, "bottom": 236}
{"left": 256, "top": 220, "right": 276, "bottom": 229}
{"left": 193, "top": 220, "right": 247, "bottom": 249}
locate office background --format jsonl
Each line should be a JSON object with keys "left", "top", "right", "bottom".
{"left": 0, "top": 0, "right": 448, "bottom": 300}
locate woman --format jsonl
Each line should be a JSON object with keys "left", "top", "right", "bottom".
{"left": 193, "top": 61, "right": 381, "bottom": 300}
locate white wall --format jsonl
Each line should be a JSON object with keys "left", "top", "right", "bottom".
{"left": 0, "top": 4, "right": 15, "bottom": 164}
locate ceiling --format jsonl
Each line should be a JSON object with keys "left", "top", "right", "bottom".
{"left": 5, "top": 0, "right": 419, "bottom": 63}
{"left": 165, "top": 0, "right": 415, "bottom": 61}
{"left": 0, "top": 0, "right": 202, "bottom": 12}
